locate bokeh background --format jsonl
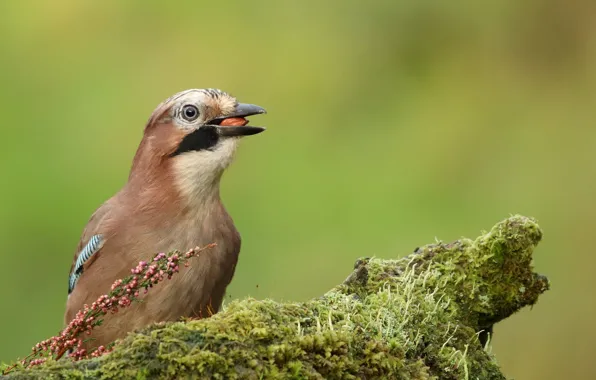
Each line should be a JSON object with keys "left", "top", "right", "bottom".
{"left": 1, "top": 1, "right": 594, "bottom": 378}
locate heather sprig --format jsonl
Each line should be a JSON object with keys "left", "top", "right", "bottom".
{"left": 2, "top": 243, "right": 216, "bottom": 375}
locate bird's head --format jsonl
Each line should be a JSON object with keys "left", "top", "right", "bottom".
{"left": 130, "top": 88, "right": 266, "bottom": 202}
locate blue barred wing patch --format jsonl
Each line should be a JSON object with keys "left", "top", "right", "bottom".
{"left": 68, "top": 234, "right": 104, "bottom": 294}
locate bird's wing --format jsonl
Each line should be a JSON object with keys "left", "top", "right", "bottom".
{"left": 67, "top": 201, "right": 112, "bottom": 295}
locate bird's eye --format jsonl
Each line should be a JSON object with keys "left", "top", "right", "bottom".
{"left": 181, "top": 105, "right": 200, "bottom": 122}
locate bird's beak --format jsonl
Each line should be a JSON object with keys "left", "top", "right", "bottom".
{"left": 210, "top": 103, "right": 267, "bottom": 137}
{"left": 228, "top": 103, "right": 267, "bottom": 119}
{"left": 218, "top": 125, "right": 266, "bottom": 137}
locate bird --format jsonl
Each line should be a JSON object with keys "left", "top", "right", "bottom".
{"left": 64, "top": 88, "right": 266, "bottom": 350}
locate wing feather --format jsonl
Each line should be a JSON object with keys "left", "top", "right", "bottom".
{"left": 68, "top": 234, "right": 104, "bottom": 294}
{"left": 67, "top": 200, "right": 113, "bottom": 295}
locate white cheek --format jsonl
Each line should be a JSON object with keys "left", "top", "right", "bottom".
{"left": 172, "top": 139, "right": 239, "bottom": 203}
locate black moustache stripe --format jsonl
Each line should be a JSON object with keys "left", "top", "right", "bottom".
{"left": 170, "top": 126, "right": 219, "bottom": 157}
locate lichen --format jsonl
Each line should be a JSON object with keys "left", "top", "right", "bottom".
{"left": 4, "top": 215, "right": 549, "bottom": 379}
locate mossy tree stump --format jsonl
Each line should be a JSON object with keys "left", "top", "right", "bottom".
{"left": 4, "top": 215, "right": 549, "bottom": 379}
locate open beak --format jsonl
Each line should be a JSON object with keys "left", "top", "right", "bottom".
{"left": 209, "top": 103, "right": 267, "bottom": 137}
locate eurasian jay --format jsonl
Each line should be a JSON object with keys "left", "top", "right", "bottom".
{"left": 64, "top": 88, "right": 266, "bottom": 349}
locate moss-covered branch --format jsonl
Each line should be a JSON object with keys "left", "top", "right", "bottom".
{"left": 4, "top": 215, "right": 549, "bottom": 379}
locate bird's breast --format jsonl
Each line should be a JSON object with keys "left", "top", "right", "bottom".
{"left": 130, "top": 204, "right": 241, "bottom": 320}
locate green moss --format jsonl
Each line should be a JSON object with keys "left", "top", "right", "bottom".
{"left": 4, "top": 215, "right": 548, "bottom": 379}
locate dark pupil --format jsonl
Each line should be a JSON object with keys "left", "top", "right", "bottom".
{"left": 183, "top": 106, "right": 198, "bottom": 120}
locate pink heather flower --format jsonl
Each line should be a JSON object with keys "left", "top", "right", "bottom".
{"left": 91, "top": 345, "right": 112, "bottom": 358}
{"left": 28, "top": 358, "right": 47, "bottom": 367}
{"left": 3, "top": 244, "right": 215, "bottom": 374}
{"left": 111, "top": 279, "right": 123, "bottom": 290}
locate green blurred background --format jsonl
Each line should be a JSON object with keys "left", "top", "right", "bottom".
{"left": 0, "top": 1, "right": 594, "bottom": 378}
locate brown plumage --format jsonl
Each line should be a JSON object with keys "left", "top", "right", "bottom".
{"left": 65, "top": 88, "right": 266, "bottom": 349}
